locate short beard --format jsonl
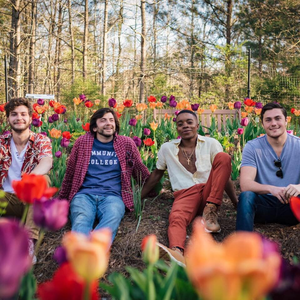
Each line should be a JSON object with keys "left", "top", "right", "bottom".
{"left": 9, "top": 123, "right": 30, "bottom": 134}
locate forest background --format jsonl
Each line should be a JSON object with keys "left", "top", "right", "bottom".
{"left": 0, "top": 0, "right": 300, "bottom": 108}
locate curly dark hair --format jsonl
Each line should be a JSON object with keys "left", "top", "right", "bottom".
{"left": 89, "top": 107, "right": 120, "bottom": 136}
{"left": 5, "top": 98, "right": 33, "bottom": 117}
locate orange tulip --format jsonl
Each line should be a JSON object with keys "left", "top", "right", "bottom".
{"left": 241, "top": 111, "right": 248, "bottom": 118}
{"left": 228, "top": 102, "right": 234, "bottom": 110}
{"left": 136, "top": 103, "right": 147, "bottom": 112}
{"left": 245, "top": 106, "right": 254, "bottom": 113}
{"left": 147, "top": 95, "right": 156, "bottom": 102}
{"left": 294, "top": 110, "right": 300, "bottom": 116}
{"left": 62, "top": 229, "right": 111, "bottom": 283}
{"left": 197, "top": 108, "right": 205, "bottom": 115}
{"left": 156, "top": 102, "right": 164, "bottom": 109}
{"left": 210, "top": 104, "right": 217, "bottom": 113}
{"left": 255, "top": 108, "right": 262, "bottom": 115}
{"left": 149, "top": 102, "right": 157, "bottom": 109}
{"left": 73, "top": 97, "right": 82, "bottom": 105}
{"left": 136, "top": 115, "right": 143, "bottom": 120}
{"left": 123, "top": 99, "right": 133, "bottom": 107}
{"left": 141, "top": 234, "right": 159, "bottom": 265}
{"left": 116, "top": 104, "right": 125, "bottom": 113}
{"left": 52, "top": 102, "right": 61, "bottom": 110}
{"left": 12, "top": 174, "right": 57, "bottom": 204}
{"left": 33, "top": 104, "right": 47, "bottom": 114}
{"left": 287, "top": 116, "right": 291, "bottom": 123}
{"left": 176, "top": 102, "right": 184, "bottom": 109}
{"left": 149, "top": 121, "right": 158, "bottom": 131}
{"left": 143, "top": 138, "right": 155, "bottom": 146}
{"left": 186, "top": 219, "right": 281, "bottom": 300}
{"left": 164, "top": 113, "right": 172, "bottom": 120}
{"left": 48, "top": 128, "right": 62, "bottom": 139}
{"left": 116, "top": 112, "right": 122, "bottom": 119}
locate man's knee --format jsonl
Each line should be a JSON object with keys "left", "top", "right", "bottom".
{"left": 214, "top": 152, "right": 231, "bottom": 168}
{"left": 238, "top": 191, "right": 257, "bottom": 208}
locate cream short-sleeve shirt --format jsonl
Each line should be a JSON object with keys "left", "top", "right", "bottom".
{"left": 156, "top": 135, "right": 223, "bottom": 191}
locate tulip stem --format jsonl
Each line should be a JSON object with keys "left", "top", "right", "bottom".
{"left": 83, "top": 282, "right": 91, "bottom": 300}
{"left": 21, "top": 204, "right": 29, "bottom": 225}
{"left": 34, "top": 230, "right": 45, "bottom": 256}
{"left": 147, "top": 264, "right": 155, "bottom": 300}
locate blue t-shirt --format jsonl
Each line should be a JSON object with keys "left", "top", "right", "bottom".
{"left": 241, "top": 134, "right": 300, "bottom": 187}
{"left": 77, "top": 139, "right": 122, "bottom": 197}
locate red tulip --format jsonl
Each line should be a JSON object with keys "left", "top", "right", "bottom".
{"left": 141, "top": 234, "right": 159, "bottom": 264}
{"left": 82, "top": 123, "right": 90, "bottom": 131}
{"left": 143, "top": 138, "right": 155, "bottom": 147}
{"left": 244, "top": 98, "right": 256, "bottom": 107}
{"left": 290, "top": 197, "right": 300, "bottom": 221}
{"left": 84, "top": 101, "right": 94, "bottom": 108}
{"left": 291, "top": 108, "right": 295, "bottom": 114}
{"left": 38, "top": 263, "right": 99, "bottom": 300}
{"left": 0, "top": 104, "right": 6, "bottom": 112}
{"left": 123, "top": 99, "right": 133, "bottom": 107}
{"left": 147, "top": 95, "right": 157, "bottom": 103}
{"left": 62, "top": 131, "right": 72, "bottom": 140}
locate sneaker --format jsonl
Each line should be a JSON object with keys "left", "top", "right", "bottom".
{"left": 28, "top": 239, "right": 37, "bottom": 264}
{"left": 202, "top": 203, "right": 221, "bottom": 233}
{"left": 156, "top": 243, "right": 186, "bottom": 267}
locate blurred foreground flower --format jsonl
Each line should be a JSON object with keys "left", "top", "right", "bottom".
{"left": 141, "top": 234, "right": 159, "bottom": 265}
{"left": 33, "top": 198, "right": 69, "bottom": 231}
{"left": 0, "top": 219, "right": 31, "bottom": 298}
{"left": 290, "top": 196, "right": 300, "bottom": 221}
{"left": 62, "top": 228, "right": 111, "bottom": 283}
{"left": 38, "top": 262, "right": 99, "bottom": 300}
{"left": 186, "top": 219, "right": 281, "bottom": 300}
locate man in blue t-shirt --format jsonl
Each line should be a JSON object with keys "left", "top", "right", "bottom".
{"left": 236, "top": 102, "right": 300, "bottom": 231}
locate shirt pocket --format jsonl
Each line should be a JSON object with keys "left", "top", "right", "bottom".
{"left": 197, "top": 154, "right": 212, "bottom": 173}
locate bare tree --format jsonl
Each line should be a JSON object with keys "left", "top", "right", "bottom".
{"left": 101, "top": 0, "right": 108, "bottom": 95}
{"left": 68, "top": 0, "right": 75, "bottom": 84}
{"left": 83, "top": 0, "right": 88, "bottom": 79}
{"left": 139, "top": 0, "right": 146, "bottom": 103}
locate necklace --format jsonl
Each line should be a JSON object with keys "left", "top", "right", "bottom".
{"left": 181, "top": 148, "right": 195, "bottom": 165}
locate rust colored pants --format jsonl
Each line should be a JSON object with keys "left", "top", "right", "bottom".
{"left": 168, "top": 152, "right": 231, "bottom": 250}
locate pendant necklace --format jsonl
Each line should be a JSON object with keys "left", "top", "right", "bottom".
{"left": 181, "top": 148, "right": 195, "bottom": 165}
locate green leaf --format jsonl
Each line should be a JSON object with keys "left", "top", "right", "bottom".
{"left": 19, "top": 269, "right": 37, "bottom": 300}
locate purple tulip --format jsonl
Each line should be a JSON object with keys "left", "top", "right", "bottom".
{"left": 64, "top": 119, "right": 68, "bottom": 123}
{"left": 79, "top": 94, "right": 86, "bottom": 101}
{"left": 0, "top": 219, "right": 31, "bottom": 298}
{"left": 191, "top": 103, "right": 200, "bottom": 111}
{"left": 173, "top": 117, "right": 177, "bottom": 122}
{"left": 255, "top": 102, "right": 263, "bottom": 109}
{"left": 33, "top": 199, "right": 69, "bottom": 231}
{"left": 143, "top": 128, "right": 151, "bottom": 136}
{"left": 132, "top": 136, "right": 142, "bottom": 147}
{"left": 169, "top": 100, "right": 177, "bottom": 107}
{"left": 234, "top": 101, "right": 242, "bottom": 109}
{"left": 129, "top": 118, "right": 137, "bottom": 126}
{"left": 237, "top": 128, "right": 244, "bottom": 135}
{"left": 32, "top": 118, "right": 40, "bottom": 127}
{"left": 48, "top": 116, "right": 54, "bottom": 123}
{"left": 52, "top": 114, "right": 59, "bottom": 121}
{"left": 60, "top": 137, "right": 70, "bottom": 148}
{"left": 40, "top": 132, "right": 47, "bottom": 136}
{"left": 108, "top": 98, "right": 117, "bottom": 107}
{"left": 174, "top": 110, "right": 180, "bottom": 116}
{"left": 161, "top": 96, "right": 167, "bottom": 103}
{"left": 169, "top": 95, "right": 175, "bottom": 102}
{"left": 240, "top": 117, "right": 249, "bottom": 127}
{"left": 55, "top": 151, "right": 62, "bottom": 158}
{"left": 37, "top": 98, "right": 45, "bottom": 105}
{"left": 53, "top": 246, "right": 68, "bottom": 266}
{"left": 76, "top": 118, "right": 80, "bottom": 122}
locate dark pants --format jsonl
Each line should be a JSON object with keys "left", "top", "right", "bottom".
{"left": 236, "top": 191, "right": 299, "bottom": 231}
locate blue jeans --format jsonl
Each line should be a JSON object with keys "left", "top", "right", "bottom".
{"left": 70, "top": 193, "right": 125, "bottom": 241}
{"left": 236, "top": 191, "right": 299, "bottom": 231}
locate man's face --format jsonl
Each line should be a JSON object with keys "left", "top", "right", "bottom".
{"left": 262, "top": 108, "right": 287, "bottom": 139}
{"left": 176, "top": 113, "right": 199, "bottom": 139}
{"left": 7, "top": 105, "right": 32, "bottom": 133}
{"left": 93, "top": 112, "right": 116, "bottom": 139}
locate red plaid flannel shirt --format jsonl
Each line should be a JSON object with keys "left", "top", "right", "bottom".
{"left": 0, "top": 131, "right": 52, "bottom": 188}
{"left": 58, "top": 132, "right": 150, "bottom": 211}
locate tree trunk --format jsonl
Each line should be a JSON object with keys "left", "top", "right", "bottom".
{"left": 55, "top": 1, "right": 62, "bottom": 100}
{"left": 139, "top": 0, "right": 146, "bottom": 103}
{"left": 115, "top": 0, "right": 123, "bottom": 95}
{"left": 101, "top": 0, "right": 108, "bottom": 95}
{"left": 189, "top": 0, "right": 195, "bottom": 99}
{"left": 225, "top": 0, "right": 233, "bottom": 101}
{"left": 68, "top": 0, "right": 75, "bottom": 84}
{"left": 83, "top": 0, "right": 88, "bottom": 79}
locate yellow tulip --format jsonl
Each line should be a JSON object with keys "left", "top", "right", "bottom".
{"left": 62, "top": 228, "right": 111, "bottom": 283}
{"left": 150, "top": 121, "right": 158, "bottom": 131}
{"left": 186, "top": 219, "right": 281, "bottom": 300}
{"left": 48, "top": 128, "right": 61, "bottom": 139}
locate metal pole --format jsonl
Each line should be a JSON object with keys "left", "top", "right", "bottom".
{"left": 247, "top": 48, "right": 251, "bottom": 98}
{"left": 4, "top": 54, "right": 9, "bottom": 102}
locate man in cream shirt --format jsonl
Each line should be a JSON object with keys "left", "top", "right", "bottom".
{"left": 142, "top": 109, "right": 237, "bottom": 262}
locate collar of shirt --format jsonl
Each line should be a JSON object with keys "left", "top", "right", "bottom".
{"left": 171, "top": 134, "right": 206, "bottom": 154}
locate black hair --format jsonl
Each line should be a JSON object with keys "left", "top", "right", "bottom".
{"left": 89, "top": 107, "right": 120, "bottom": 136}
{"left": 5, "top": 98, "right": 33, "bottom": 117}
{"left": 261, "top": 102, "right": 287, "bottom": 122}
{"left": 176, "top": 109, "right": 198, "bottom": 121}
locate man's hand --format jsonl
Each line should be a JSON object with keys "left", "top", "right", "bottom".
{"left": 269, "top": 186, "right": 288, "bottom": 204}
{"left": 284, "top": 184, "right": 300, "bottom": 201}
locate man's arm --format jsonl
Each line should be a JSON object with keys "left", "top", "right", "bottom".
{"left": 224, "top": 179, "right": 238, "bottom": 209}
{"left": 240, "top": 166, "right": 288, "bottom": 203}
{"left": 30, "top": 157, "right": 53, "bottom": 175}
{"left": 141, "top": 169, "right": 165, "bottom": 199}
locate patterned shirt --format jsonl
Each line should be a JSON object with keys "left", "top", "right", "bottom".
{"left": 58, "top": 132, "right": 150, "bottom": 211}
{"left": 0, "top": 131, "right": 53, "bottom": 189}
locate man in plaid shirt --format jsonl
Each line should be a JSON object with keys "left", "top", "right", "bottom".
{"left": 59, "top": 108, "right": 150, "bottom": 241}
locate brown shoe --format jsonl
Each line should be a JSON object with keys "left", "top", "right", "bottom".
{"left": 202, "top": 203, "right": 221, "bottom": 233}
{"left": 156, "top": 243, "right": 186, "bottom": 267}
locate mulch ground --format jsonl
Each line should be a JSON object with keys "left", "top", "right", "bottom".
{"left": 34, "top": 179, "right": 300, "bottom": 298}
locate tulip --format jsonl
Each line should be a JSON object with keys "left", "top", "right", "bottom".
{"left": 48, "top": 116, "right": 54, "bottom": 123}
{"left": 0, "top": 103, "right": 5, "bottom": 112}
{"left": 241, "top": 117, "right": 249, "bottom": 126}
{"left": 228, "top": 102, "right": 234, "bottom": 110}
{"left": 234, "top": 101, "right": 242, "bottom": 109}
{"left": 237, "top": 128, "right": 244, "bottom": 135}
{"left": 123, "top": 99, "right": 133, "bottom": 107}
{"left": 73, "top": 97, "right": 82, "bottom": 105}
{"left": 156, "top": 102, "right": 164, "bottom": 109}
{"left": 108, "top": 98, "right": 116, "bottom": 107}
{"left": 245, "top": 106, "right": 254, "bottom": 113}
{"left": 79, "top": 94, "right": 86, "bottom": 101}
{"left": 244, "top": 98, "right": 256, "bottom": 106}
{"left": 116, "top": 104, "right": 125, "bottom": 113}
{"left": 53, "top": 247, "right": 68, "bottom": 266}
{"left": 48, "top": 128, "right": 62, "bottom": 139}
{"left": 197, "top": 108, "right": 205, "bottom": 115}
{"left": 38, "top": 262, "right": 100, "bottom": 300}
{"left": 32, "top": 112, "right": 39, "bottom": 119}
{"left": 82, "top": 123, "right": 90, "bottom": 132}
{"left": 143, "top": 138, "right": 155, "bottom": 147}
{"left": 169, "top": 95, "right": 175, "bottom": 101}
{"left": 186, "top": 219, "right": 281, "bottom": 300}
{"left": 54, "top": 105, "right": 66, "bottom": 114}
{"left": 116, "top": 112, "right": 122, "bottom": 118}
{"left": 241, "top": 112, "right": 248, "bottom": 118}
{"left": 132, "top": 136, "right": 142, "bottom": 147}
{"left": 52, "top": 113, "right": 59, "bottom": 121}
{"left": 136, "top": 103, "right": 148, "bottom": 112}
{"left": 37, "top": 98, "right": 45, "bottom": 105}
{"left": 55, "top": 151, "right": 62, "bottom": 158}
{"left": 0, "top": 219, "right": 31, "bottom": 299}
{"left": 191, "top": 103, "right": 200, "bottom": 111}
{"left": 33, "top": 198, "right": 69, "bottom": 231}
{"left": 62, "top": 229, "right": 111, "bottom": 283}
{"left": 94, "top": 99, "right": 100, "bottom": 105}
{"left": 141, "top": 234, "right": 159, "bottom": 265}
{"left": 60, "top": 137, "right": 70, "bottom": 148}
{"left": 49, "top": 100, "right": 55, "bottom": 107}
{"left": 150, "top": 121, "right": 158, "bottom": 131}
{"left": 290, "top": 197, "right": 300, "bottom": 221}
{"left": 32, "top": 118, "right": 42, "bottom": 127}
{"left": 169, "top": 100, "right": 177, "bottom": 107}
{"left": 143, "top": 128, "right": 151, "bottom": 136}
{"left": 147, "top": 95, "right": 156, "bottom": 102}
{"left": 255, "top": 102, "right": 263, "bottom": 109}
{"left": 149, "top": 102, "right": 157, "bottom": 109}
{"left": 164, "top": 113, "right": 171, "bottom": 120}
{"left": 210, "top": 104, "right": 217, "bottom": 112}
{"left": 294, "top": 110, "right": 300, "bottom": 117}
{"left": 136, "top": 114, "right": 143, "bottom": 120}
{"left": 129, "top": 118, "right": 137, "bottom": 126}
{"left": 62, "top": 131, "right": 72, "bottom": 140}
{"left": 84, "top": 101, "right": 94, "bottom": 108}
{"left": 287, "top": 116, "right": 291, "bottom": 123}
{"left": 161, "top": 96, "right": 167, "bottom": 103}
{"left": 255, "top": 108, "right": 262, "bottom": 115}
{"left": 291, "top": 108, "right": 295, "bottom": 114}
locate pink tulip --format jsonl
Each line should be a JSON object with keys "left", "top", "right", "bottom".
{"left": 240, "top": 117, "right": 249, "bottom": 127}
{"left": 237, "top": 128, "right": 244, "bottom": 135}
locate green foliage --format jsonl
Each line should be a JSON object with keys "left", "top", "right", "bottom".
{"left": 19, "top": 269, "right": 37, "bottom": 300}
